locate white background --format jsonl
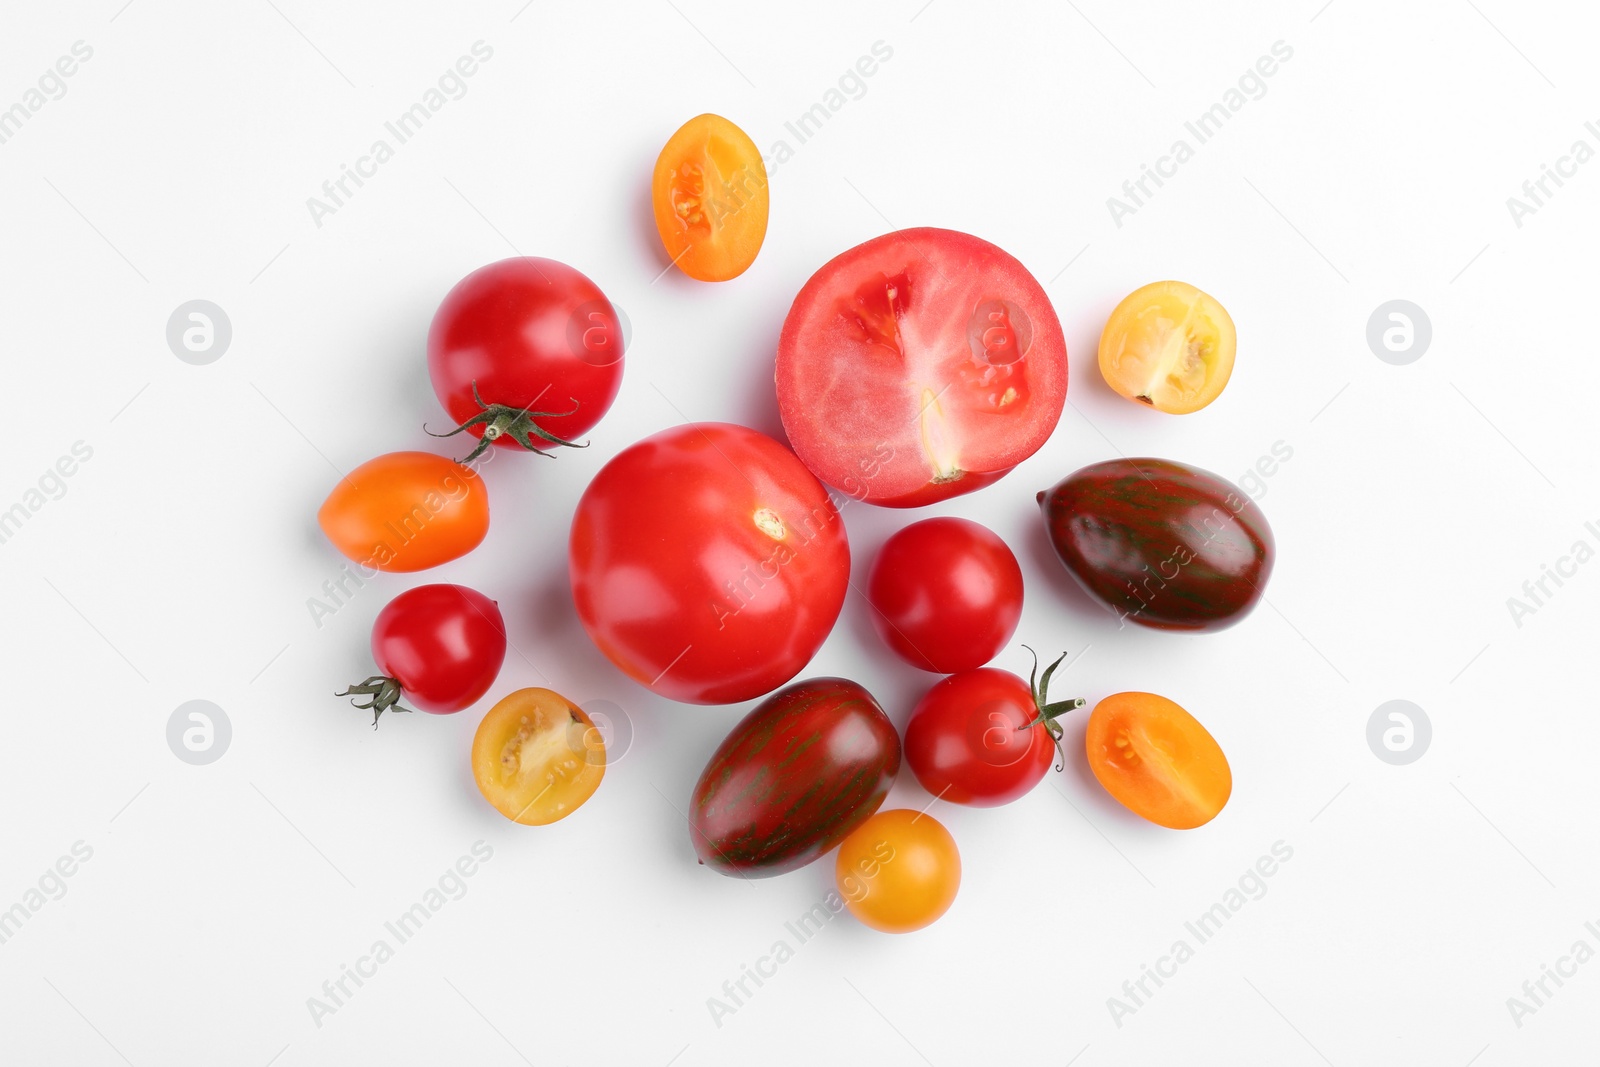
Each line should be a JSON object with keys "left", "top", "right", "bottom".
{"left": 1, "top": 1, "right": 1596, "bottom": 1064}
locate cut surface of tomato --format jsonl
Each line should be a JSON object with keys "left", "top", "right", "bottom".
{"left": 776, "top": 228, "right": 1067, "bottom": 507}
{"left": 651, "top": 114, "right": 768, "bottom": 281}
{"left": 471, "top": 688, "right": 605, "bottom": 826}
{"left": 1098, "top": 281, "right": 1235, "bottom": 414}
{"left": 1084, "top": 691, "right": 1231, "bottom": 829}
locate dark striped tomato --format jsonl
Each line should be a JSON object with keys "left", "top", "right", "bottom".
{"left": 690, "top": 678, "right": 900, "bottom": 877}
{"left": 1038, "top": 458, "right": 1274, "bottom": 632}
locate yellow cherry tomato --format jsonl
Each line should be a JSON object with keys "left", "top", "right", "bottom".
{"left": 1098, "top": 281, "right": 1236, "bottom": 413}
{"left": 1084, "top": 692, "right": 1231, "bottom": 829}
{"left": 835, "top": 809, "right": 960, "bottom": 933}
{"left": 651, "top": 113, "right": 769, "bottom": 281}
{"left": 471, "top": 688, "right": 604, "bottom": 825}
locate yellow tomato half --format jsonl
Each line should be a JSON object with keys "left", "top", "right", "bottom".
{"left": 651, "top": 114, "right": 768, "bottom": 281}
{"left": 1098, "top": 281, "right": 1236, "bottom": 414}
{"left": 471, "top": 688, "right": 604, "bottom": 825}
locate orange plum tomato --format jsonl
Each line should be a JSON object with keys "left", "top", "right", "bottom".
{"left": 1098, "top": 281, "right": 1235, "bottom": 414}
{"left": 1084, "top": 692, "right": 1231, "bottom": 829}
{"left": 471, "top": 688, "right": 605, "bottom": 826}
{"left": 317, "top": 451, "right": 489, "bottom": 573}
{"left": 835, "top": 809, "right": 961, "bottom": 933}
{"left": 651, "top": 114, "right": 769, "bottom": 281}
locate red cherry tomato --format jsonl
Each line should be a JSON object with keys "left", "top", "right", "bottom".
{"left": 427, "top": 257, "right": 625, "bottom": 461}
{"left": 866, "top": 517, "right": 1023, "bottom": 673}
{"left": 569, "top": 423, "right": 850, "bottom": 705}
{"left": 903, "top": 652, "right": 1083, "bottom": 807}
{"left": 337, "top": 584, "right": 507, "bottom": 724}
{"left": 776, "top": 228, "right": 1068, "bottom": 506}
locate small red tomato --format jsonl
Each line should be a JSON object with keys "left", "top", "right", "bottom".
{"left": 903, "top": 651, "right": 1084, "bottom": 807}
{"left": 337, "top": 584, "right": 507, "bottom": 725}
{"left": 866, "top": 517, "right": 1023, "bottom": 673}
{"left": 427, "top": 257, "right": 625, "bottom": 462}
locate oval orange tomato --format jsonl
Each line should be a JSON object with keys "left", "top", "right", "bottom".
{"left": 317, "top": 451, "right": 489, "bottom": 573}
{"left": 1084, "top": 692, "right": 1231, "bottom": 829}
{"left": 835, "top": 809, "right": 960, "bottom": 933}
{"left": 651, "top": 114, "right": 768, "bottom": 281}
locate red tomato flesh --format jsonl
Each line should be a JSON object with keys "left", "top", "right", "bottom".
{"left": 776, "top": 228, "right": 1068, "bottom": 507}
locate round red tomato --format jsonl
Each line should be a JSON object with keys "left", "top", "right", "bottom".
{"left": 569, "top": 423, "right": 849, "bottom": 705}
{"left": 427, "top": 257, "right": 625, "bottom": 461}
{"left": 903, "top": 652, "right": 1084, "bottom": 806}
{"left": 866, "top": 517, "right": 1023, "bottom": 673}
{"left": 776, "top": 228, "right": 1068, "bottom": 507}
{"left": 338, "top": 584, "right": 507, "bottom": 724}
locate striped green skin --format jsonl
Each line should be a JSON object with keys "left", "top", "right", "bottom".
{"left": 690, "top": 678, "right": 900, "bottom": 877}
{"left": 1038, "top": 458, "right": 1274, "bottom": 633}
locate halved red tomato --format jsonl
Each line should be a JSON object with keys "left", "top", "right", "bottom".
{"left": 776, "top": 228, "right": 1068, "bottom": 507}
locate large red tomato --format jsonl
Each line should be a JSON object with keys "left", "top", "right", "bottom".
{"left": 427, "top": 257, "right": 625, "bottom": 461}
{"left": 569, "top": 423, "right": 850, "bottom": 705}
{"left": 776, "top": 228, "right": 1067, "bottom": 507}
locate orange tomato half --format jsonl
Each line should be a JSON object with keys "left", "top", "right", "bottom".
{"left": 651, "top": 113, "right": 768, "bottom": 281}
{"left": 317, "top": 451, "right": 489, "bottom": 573}
{"left": 835, "top": 809, "right": 960, "bottom": 933}
{"left": 1084, "top": 692, "right": 1231, "bottom": 829}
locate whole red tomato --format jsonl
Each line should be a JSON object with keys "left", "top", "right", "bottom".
{"left": 427, "top": 257, "right": 625, "bottom": 462}
{"left": 337, "top": 584, "right": 507, "bottom": 725}
{"left": 903, "top": 651, "right": 1084, "bottom": 806}
{"left": 866, "top": 517, "right": 1023, "bottom": 673}
{"left": 569, "top": 423, "right": 850, "bottom": 705}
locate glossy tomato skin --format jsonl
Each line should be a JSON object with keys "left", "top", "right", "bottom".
{"left": 690, "top": 678, "right": 899, "bottom": 876}
{"left": 428, "top": 257, "right": 624, "bottom": 447}
{"left": 904, "top": 668, "right": 1054, "bottom": 806}
{"left": 836, "top": 809, "right": 961, "bottom": 933}
{"left": 317, "top": 451, "right": 489, "bottom": 572}
{"left": 867, "top": 518, "right": 1023, "bottom": 673}
{"left": 371, "top": 585, "right": 507, "bottom": 713}
{"left": 1085, "top": 692, "right": 1231, "bottom": 829}
{"left": 776, "top": 228, "right": 1067, "bottom": 507}
{"left": 1039, "top": 458, "right": 1274, "bottom": 632}
{"left": 569, "top": 423, "right": 850, "bottom": 705}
